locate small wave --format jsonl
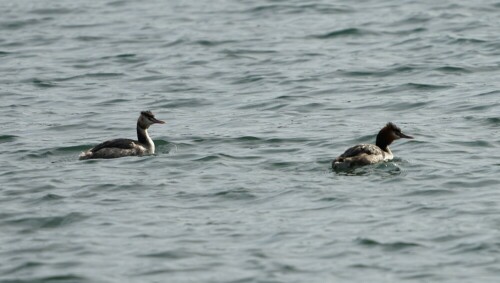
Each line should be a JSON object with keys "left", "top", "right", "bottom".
{"left": 1, "top": 274, "right": 88, "bottom": 283}
{"left": 3, "top": 261, "right": 44, "bottom": 276}
{"left": 236, "top": 101, "right": 276, "bottom": 110}
{"left": 22, "top": 144, "right": 95, "bottom": 161}
{"left": 265, "top": 161, "right": 298, "bottom": 169}
{"left": 248, "top": 4, "right": 295, "bottom": 13}
{"left": 231, "top": 75, "right": 264, "bottom": 85}
{"left": 139, "top": 249, "right": 214, "bottom": 259}
{"left": 266, "top": 137, "right": 309, "bottom": 144}
{"left": 339, "top": 65, "right": 417, "bottom": 78}
{"left": 30, "top": 8, "right": 74, "bottom": 15}
{"left": 454, "top": 102, "right": 499, "bottom": 112}
{"left": 54, "top": 72, "right": 124, "bottom": 81}
{"left": 385, "top": 27, "right": 427, "bottom": 35}
{"left": 158, "top": 98, "right": 212, "bottom": 108}
{"left": 447, "top": 242, "right": 491, "bottom": 254}
{"left": 115, "top": 53, "right": 135, "bottom": 58}
{"left": 6, "top": 212, "right": 87, "bottom": 231}
{"left": 99, "top": 98, "right": 130, "bottom": 106}
{"left": 402, "top": 189, "right": 455, "bottom": 196}
{"left": 107, "top": 0, "right": 128, "bottom": 7}
{"left": 0, "top": 135, "right": 17, "bottom": 143}
{"left": 54, "top": 145, "right": 90, "bottom": 153}
{"left": 75, "top": 35, "right": 106, "bottom": 42}
{"left": 131, "top": 75, "right": 166, "bottom": 82}
{"left": 395, "top": 14, "right": 432, "bottom": 25}
{"left": 27, "top": 194, "right": 66, "bottom": 205}
{"left": 154, "top": 139, "right": 172, "bottom": 148}
{"left": 405, "top": 83, "right": 453, "bottom": 90}
{"left": 23, "top": 151, "right": 55, "bottom": 159}
{"left": 235, "top": 136, "right": 261, "bottom": 142}
{"left": 61, "top": 23, "right": 106, "bottom": 29}
{"left": 355, "top": 237, "right": 421, "bottom": 251}
{"left": 248, "top": 3, "right": 352, "bottom": 14}
{"left": 0, "top": 18, "right": 45, "bottom": 29}
{"left": 478, "top": 90, "right": 500, "bottom": 97}
{"left": 100, "top": 53, "right": 142, "bottom": 63}
{"left": 371, "top": 83, "right": 452, "bottom": 94}
{"left": 296, "top": 4, "right": 353, "bottom": 14}
{"left": 161, "top": 38, "right": 185, "bottom": 47}
{"left": 448, "top": 37, "right": 488, "bottom": 44}
{"left": 194, "top": 155, "right": 220, "bottom": 162}
{"left": 30, "top": 78, "right": 57, "bottom": 88}
{"left": 383, "top": 101, "right": 431, "bottom": 111}
{"left": 349, "top": 263, "right": 391, "bottom": 272}
{"left": 442, "top": 179, "right": 498, "bottom": 189}
{"left": 309, "top": 28, "right": 375, "bottom": 39}
{"left": 212, "top": 188, "right": 257, "bottom": 200}
{"left": 448, "top": 140, "right": 491, "bottom": 147}
{"left": 221, "top": 49, "right": 277, "bottom": 56}
{"left": 295, "top": 102, "right": 327, "bottom": 113}
{"left": 192, "top": 39, "right": 238, "bottom": 47}
{"left": 485, "top": 117, "right": 500, "bottom": 125}
{"left": 26, "top": 275, "right": 88, "bottom": 283}
{"left": 134, "top": 267, "right": 206, "bottom": 277}
{"left": 434, "top": 66, "right": 472, "bottom": 74}
{"left": 193, "top": 153, "right": 260, "bottom": 162}
{"left": 190, "top": 136, "right": 308, "bottom": 146}
{"left": 333, "top": 162, "right": 402, "bottom": 177}
{"left": 317, "top": 197, "right": 341, "bottom": 202}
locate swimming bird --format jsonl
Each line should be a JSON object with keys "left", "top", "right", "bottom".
{"left": 79, "top": 111, "right": 165, "bottom": 160}
{"left": 332, "top": 122, "right": 413, "bottom": 170}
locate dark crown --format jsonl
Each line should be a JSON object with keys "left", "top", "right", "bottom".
{"left": 141, "top": 110, "right": 154, "bottom": 118}
{"left": 386, "top": 122, "right": 400, "bottom": 132}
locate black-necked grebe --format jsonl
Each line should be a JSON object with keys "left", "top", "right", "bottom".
{"left": 332, "top": 122, "right": 413, "bottom": 170}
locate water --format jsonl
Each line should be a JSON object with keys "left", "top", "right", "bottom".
{"left": 1, "top": 0, "right": 500, "bottom": 282}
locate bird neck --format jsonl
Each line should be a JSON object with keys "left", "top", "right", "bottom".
{"left": 375, "top": 130, "right": 393, "bottom": 152}
{"left": 137, "top": 123, "right": 155, "bottom": 153}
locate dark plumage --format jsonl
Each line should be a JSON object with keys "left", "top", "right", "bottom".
{"left": 332, "top": 122, "right": 413, "bottom": 170}
{"left": 79, "top": 111, "right": 165, "bottom": 160}
{"left": 89, "top": 139, "right": 137, "bottom": 153}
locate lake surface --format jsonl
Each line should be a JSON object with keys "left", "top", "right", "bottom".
{"left": 1, "top": 0, "right": 500, "bottom": 282}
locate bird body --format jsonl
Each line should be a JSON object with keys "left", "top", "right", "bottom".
{"left": 79, "top": 111, "right": 164, "bottom": 160}
{"left": 332, "top": 122, "right": 412, "bottom": 170}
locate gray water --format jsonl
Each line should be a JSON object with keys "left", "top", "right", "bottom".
{"left": 1, "top": 0, "right": 500, "bottom": 282}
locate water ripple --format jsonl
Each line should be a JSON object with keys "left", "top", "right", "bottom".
{"left": 355, "top": 238, "right": 422, "bottom": 251}
{"left": 0, "top": 135, "right": 17, "bottom": 143}
{"left": 310, "top": 28, "right": 376, "bottom": 39}
{"left": 2, "top": 274, "right": 88, "bottom": 283}
{"left": 2, "top": 0, "right": 500, "bottom": 281}
{"left": 4, "top": 212, "right": 87, "bottom": 232}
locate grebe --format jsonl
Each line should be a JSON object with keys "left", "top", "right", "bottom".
{"left": 332, "top": 122, "right": 413, "bottom": 170}
{"left": 79, "top": 111, "right": 165, "bottom": 160}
